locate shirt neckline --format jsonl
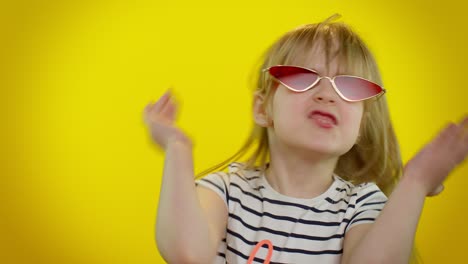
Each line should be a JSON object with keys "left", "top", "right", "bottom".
{"left": 259, "top": 170, "right": 341, "bottom": 205}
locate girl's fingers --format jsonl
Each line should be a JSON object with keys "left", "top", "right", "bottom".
{"left": 161, "top": 97, "right": 178, "bottom": 120}
{"left": 452, "top": 116, "right": 468, "bottom": 161}
{"left": 437, "top": 123, "right": 456, "bottom": 142}
{"left": 459, "top": 114, "right": 468, "bottom": 124}
{"left": 457, "top": 115, "right": 468, "bottom": 138}
{"left": 459, "top": 124, "right": 468, "bottom": 162}
{"left": 145, "top": 102, "right": 154, "bottom": 113}
{"left": 153, "top": 90, "right": 171, "bottom": 113}
{"left": 164, "top": 102, "right": 176, "bottom": 121}
{"left": 432, "top": 123, "right": 457, "bottom": 154}
{"left": 447, "top": 122, "right": 464, "bottom": 148}
{"left": 143, "top": 89, "right": 173, "bottom": 124}
{"left": 462, "top": 139, "right": 468, "bottom": 166}
{"left": 143, "top": 101, "right": 155, "bottom": 122}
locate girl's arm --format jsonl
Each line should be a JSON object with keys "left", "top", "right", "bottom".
{"left": 343, "top": 120, "right": 468, "bottom": 264}
{"left": 156, "top": 139, "right": 221, "bottom": 263}
{"left": 343, "top": 174, "right": 426, "bottom": 264}
{"left": 146, "top": 90, "right": 226, "bottom": 262}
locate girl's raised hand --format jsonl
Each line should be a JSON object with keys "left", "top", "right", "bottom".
{"left": 403, "top": 115, "right": 468, "bottom": 197}
{"left": 143, "top": 89, "right": 192, "bottom": 150}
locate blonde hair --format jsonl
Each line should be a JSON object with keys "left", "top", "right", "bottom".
{"left": 195, "top": 13, "right": 422, "bottom": 263}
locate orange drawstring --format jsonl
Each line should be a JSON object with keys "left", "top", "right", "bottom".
{"left": 247, "top": 239, "right": 273, "bottom": 264}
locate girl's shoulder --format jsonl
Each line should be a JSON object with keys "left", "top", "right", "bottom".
{"left": 227, "top": 161, "right": 264, "bottom": 176}
{"left": 226, "top": 162, "right": 265, "bottom": 187}
{"left": 332, "top": 174, "right": 387, "bottom": 199}
{"left": 195, "top": 162, "right": 263, "bottom": 188}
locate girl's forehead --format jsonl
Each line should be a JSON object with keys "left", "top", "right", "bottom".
{"left": 290, "top": 51, "right": 348, "bottom": 76}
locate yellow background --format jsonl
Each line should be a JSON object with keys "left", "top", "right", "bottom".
{"left": 1, "top": 0, "right": 467, "bottom": 263}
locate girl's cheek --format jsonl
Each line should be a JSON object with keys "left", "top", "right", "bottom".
{"left": 341, "top": 108, "right": 361, "bottom": 131}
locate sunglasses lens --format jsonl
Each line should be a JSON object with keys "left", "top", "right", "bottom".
{"left": 269, "top": 66, "right": 318, "bottom": 91}
{"left": 334, "top": 76, "right": 383, "bottom": 101}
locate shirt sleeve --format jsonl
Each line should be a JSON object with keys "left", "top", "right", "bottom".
{"left": 195, "top": 171, "right": 231, "bottom": 208}
{"left": 345, "top": 182, "right": 388, "bottom": 233}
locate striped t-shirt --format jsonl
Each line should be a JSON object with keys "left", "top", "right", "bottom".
{"left": 194, "top": 162, "right": 388, "bottom": 264}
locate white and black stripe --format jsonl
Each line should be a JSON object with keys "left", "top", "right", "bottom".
{"left": 195, "top": 162, "right": 388, "bottom": 264}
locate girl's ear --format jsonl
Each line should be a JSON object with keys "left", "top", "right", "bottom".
{"left": 253, "top": 92, "right": 273, "bottom": 127}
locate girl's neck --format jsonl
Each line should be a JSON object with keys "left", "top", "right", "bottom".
{"left": 264, "top": 154, "right": 338, "bottom": 199}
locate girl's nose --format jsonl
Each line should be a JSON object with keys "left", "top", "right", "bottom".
{"left": 312, "top": 77, "right": 337, "bottom": 104}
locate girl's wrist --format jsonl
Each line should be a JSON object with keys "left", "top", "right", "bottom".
{"left": 400, "top": 172, "right": 429, "bottom": 198}
{"left": 166, "top": 137, "right": 193, "bottom": 151}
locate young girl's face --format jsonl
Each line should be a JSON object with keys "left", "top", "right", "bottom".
{"left": 268, "top": 42, "right": 364, "bottom": 158}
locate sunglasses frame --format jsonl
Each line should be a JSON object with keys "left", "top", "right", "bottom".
{"left": 262, "top": 65, "right": 386, "bottom": 102}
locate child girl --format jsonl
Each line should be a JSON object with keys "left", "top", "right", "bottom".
{"left": 146, "top": 14, "right": 468, "bottom": 264}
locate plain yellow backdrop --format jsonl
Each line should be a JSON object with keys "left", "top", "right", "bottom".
{"left": 1, "top": 0, "right": 467, "bottom": 263}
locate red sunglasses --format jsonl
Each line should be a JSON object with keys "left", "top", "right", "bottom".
{"left": 262, "top": 65, "right": 386, "bottom": 102}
